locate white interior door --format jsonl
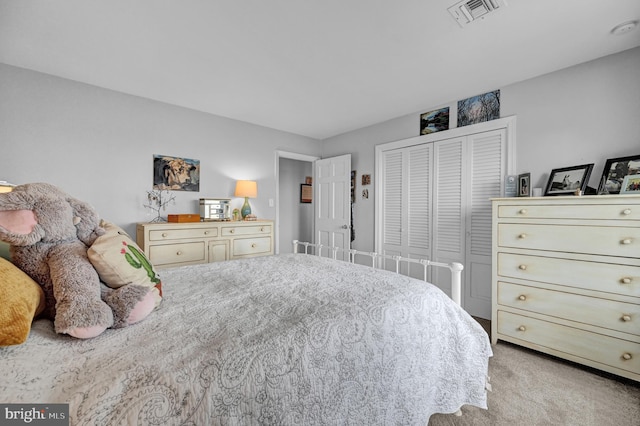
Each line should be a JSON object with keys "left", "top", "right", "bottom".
{"left": 432, "top": 137, "right": 466, "bottom": 297}
{"left": 464, "top": 128, "right": 507, "bottom": 319}
{"left": 379, "top": 144, "right": 433, "bottom": 278}
{"left": 315, "top": 154, "right": 351, "bottom": 259}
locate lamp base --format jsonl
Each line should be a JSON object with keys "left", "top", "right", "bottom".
{"left": 241, "top": 197, "right": 252, "bottom": 218}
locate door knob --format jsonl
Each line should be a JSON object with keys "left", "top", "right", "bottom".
{"left": 341, "top": 225, "right": 349, "bottom": 229}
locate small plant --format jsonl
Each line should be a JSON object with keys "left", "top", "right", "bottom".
{"left": 143, "top": 189, "right": 175, "bottom": 222}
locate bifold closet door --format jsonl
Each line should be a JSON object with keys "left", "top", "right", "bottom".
{"left": 380, "top": 143, "right": 433, "bottom": 279}
{"left": 463, "top": 128, "right": 507, "bottom": 319}
{"left": 377, "top": 124, "right": 510, "bottom": 318}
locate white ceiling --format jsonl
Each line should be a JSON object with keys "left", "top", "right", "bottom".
{"left": 1, "top": 1, "right": 639, "bottom": 140}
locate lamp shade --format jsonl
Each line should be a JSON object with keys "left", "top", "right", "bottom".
{"left": 234, "top": 180, "right": 257, "bottom": 198}
{"left": 0, "top": 181, "right": 15, "bottom": 193}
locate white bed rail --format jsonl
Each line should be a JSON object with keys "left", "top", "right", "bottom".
{"left": 292, "top": 240, "right": 464, "bottom": 306}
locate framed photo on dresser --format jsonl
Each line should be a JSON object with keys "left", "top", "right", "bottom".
{"left": 544, "top": 164, "right": 594, "bottom": 196}
{"left": 518, "top": 173, "right": 531, "bottom": 197}
{"left": 621, "top": 174, "right": 640, "bottom": 194}
{"left": 598, "top": 154, "right": 640, "bottom": 194}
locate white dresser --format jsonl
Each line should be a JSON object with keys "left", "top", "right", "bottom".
{"left": 491, "top": 195, "right": 640, "bottom": 381}
{"left": 136, "top": 220, "right": 274, "bottom": 268}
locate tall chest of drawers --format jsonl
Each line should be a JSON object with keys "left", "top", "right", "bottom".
{"left": 137, "top": 220, "right": 274, "bottom": 269}
{"left": 491, "top": 195, "right": 640, "bottom": 381}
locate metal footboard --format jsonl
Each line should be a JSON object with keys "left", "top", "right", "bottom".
{"left": 292, "top": 240, "right": 464, "bottom": 306}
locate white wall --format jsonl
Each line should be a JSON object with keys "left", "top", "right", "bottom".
{"left": 278, "top": 158, "right": 313, "bottom": 253}
{"left": 0, "top": 63, "right": 323, "bottom": 236}
{"left": 322, "top": 47, "right": 640, "bottom": 252}
{"left": 2, "top": 47, "right": 639, "bottom": 249}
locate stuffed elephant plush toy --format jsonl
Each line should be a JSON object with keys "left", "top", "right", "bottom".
{"left": 0, "top": 183, "right": 155, "bottom": 339}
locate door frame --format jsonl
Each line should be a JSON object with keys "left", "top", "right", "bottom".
{"left": 275, "top": 150, "right": 320, "bottom": 254}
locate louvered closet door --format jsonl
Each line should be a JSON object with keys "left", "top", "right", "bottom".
{"left": 464, "top": 129, "right": 507, "bottom": 318}
{"left": 380, "top": 144, "right": 433, "bottom": 278}
{"left": 432, "top": 138, "right": 466, "bottom": 294}
{"left": 375, "top": 117, "right": 514, "bottom": 318}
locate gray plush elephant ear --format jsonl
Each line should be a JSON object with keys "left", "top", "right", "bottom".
{"left": 0, "top": 189, "right": 45, "bottom": 246}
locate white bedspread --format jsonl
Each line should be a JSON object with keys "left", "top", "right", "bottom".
{"left": 1, "top": 254, "right": 492, "bottom": 425}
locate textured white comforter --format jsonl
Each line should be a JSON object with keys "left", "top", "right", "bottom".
{"left": 1, "top": 254, "right": 492, "bottom": 425}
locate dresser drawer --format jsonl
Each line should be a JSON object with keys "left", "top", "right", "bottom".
{"left": 497, "top": 311, "right": 639, "bottom": 375}
{"left": 233, "top": 237, "right": 272, "bottom": 256}
{"left": 149, "top": 227, "right": 218, "bottom": 241}
{"left": 149, "top": 241, "right": 207, "bottom": 266}
{"left": 222, "top": 224, "right": 272, "bottom": 237}
{"left": 498, "top": 203, "right": 640, "bottom": 220}
{"left": 497, "top": 252, "right": 640, "bottom": 297}
{"left": 497, "top": 282, "right": 640, "bottom": 336}
{"left": 498, "top": 223, "right": 640, "bottom": 258}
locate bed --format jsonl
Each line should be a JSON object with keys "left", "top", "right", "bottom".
{"left": 1, "top": 248, "right": 492, "bottom": 425}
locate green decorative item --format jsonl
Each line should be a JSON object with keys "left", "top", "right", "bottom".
{"left": 234, "top": 180, "right": 257, "bottom": 219}
{"left": 123, "top": 242, "right": 160, "bottom": 284}
{"left": 241, "top": 198, "right": 252, "bottom": 218}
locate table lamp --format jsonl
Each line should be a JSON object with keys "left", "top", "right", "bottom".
{"left": 234, "top": 180, "right": 257, "bottom": 219}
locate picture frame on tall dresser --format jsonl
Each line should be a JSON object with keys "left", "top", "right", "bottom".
{"left": 544, "top": 163, "right": 594, "bottom": 196}
{"left": 518, "top": 173, "right": 531, "bottom": 197}
{"left": 621, "top": 174, "right": 640, "bottom": 194}
{"left": 598, "top": 155, "right": 640, "bottom": 194}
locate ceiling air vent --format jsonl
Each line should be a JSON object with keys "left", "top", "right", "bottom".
{"left": 448, "top": 0, "right": 507, "bottom": 27}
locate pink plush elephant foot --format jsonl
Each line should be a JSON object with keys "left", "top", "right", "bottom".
{"left": 127, "top": 290, "right": 156, "bottom": 325}
{"left": 66, "top": 325, "right": 109, "bottom": 339}
{"left": 102, "top": 284, "right": 155, "bottom": 328}
{"left": 54, "top": 298, "right": 114, "bottom": 338}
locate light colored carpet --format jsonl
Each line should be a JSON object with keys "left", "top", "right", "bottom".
{"left": 428, "top": 320, "right": 640, "bottom": 426}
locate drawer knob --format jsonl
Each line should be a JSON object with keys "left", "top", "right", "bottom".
{"left": 518, "top": 233, "right": 527, "bottom": 239}
{"left": 518, "top": 209, "right": 527, "bottom": 215}
{"left": 518, "top": 326, "right": 526, "bottom": 332}
{"left": 251, "top": 243, "right": 257, "bottom": 248}
{"left": 621, "top": 277, "right": 632, "bottom": 284}
{"left": 622, "top": 209, "right": 632, "bottom": 216}
{"left": 204, "top": 231, "right": 209, "bottom": 235}
{"left": 176, "top": 251, "right": 182, "bottom": 256}
{"left": 162, "top": 233, "right": 168, "bottom": 238}
{"left": 230, "top": 229, "right": 235, "bottom": 234}
{"left": 621, "top": 315, "right": 632, "bottom": 322}
{"left": 622, "top": 353, "right": 632, "bottom": 361}
{"left": 621, "top": 238, "right": 633, "bottom": 245}
{"left": 260, "top": 227, "right": 265, "bottom": 232}
{"left": 518, "top": 264, "right": 527, "bottom": 271}
{"left": 518, "top": 295, "right": 527, "bottom": 301}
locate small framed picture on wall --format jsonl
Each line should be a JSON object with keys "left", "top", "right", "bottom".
{"left": 300, "top": 184, "right": 312, "bottom": 203}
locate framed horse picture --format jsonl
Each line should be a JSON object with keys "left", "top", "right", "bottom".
{"left": 544, "top": 163, "right": 594, "bottom": 196}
